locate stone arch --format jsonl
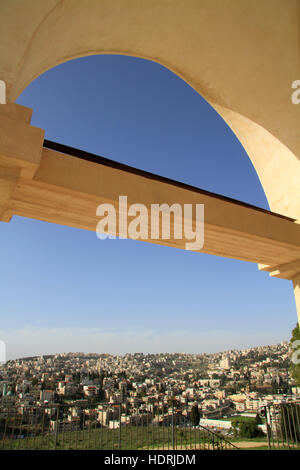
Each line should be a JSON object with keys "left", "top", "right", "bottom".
{"left": 1, "top": 0, "right": 299, "bottom": 222}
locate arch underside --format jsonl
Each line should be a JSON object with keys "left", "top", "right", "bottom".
{"left": 1, "top": 0, "right": 299, "bottom": 222}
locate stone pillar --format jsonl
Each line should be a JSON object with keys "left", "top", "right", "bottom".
{"left": 293, "top": 272, "right": 300, "bottom": 327}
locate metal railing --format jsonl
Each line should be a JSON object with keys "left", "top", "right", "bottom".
{"left": 261, "top": 401, "right": 300, "bottom": 450}
{"left": 0, "top": 401, "right": 237, "bottom": 450}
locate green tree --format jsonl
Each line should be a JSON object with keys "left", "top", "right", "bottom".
{"left": 255, "top": 413, "right": 263, "bottom": 425}
{"left": 190, "top": 404, "right": 200, "bottom": 426}
{"left": 239, "top": 421, "right": 263, "bottom": 439}
{"left": 231, "top": 419, "right": 240, "bottom": 438}
{"left": 73, "top": 372, "right": 81, "bottom": 384}
{"left": 289, "top": 323, "right": 300, "bottom": 386}
{"left": 97, "top": 386, "right": 104, "bottom": 401}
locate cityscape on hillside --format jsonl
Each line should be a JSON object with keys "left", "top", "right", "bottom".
{"left": 1, "top": 340, "right": 300, "bottom": 450}
{"left": 1, "top": 342, "right": 299, "bottom": 429}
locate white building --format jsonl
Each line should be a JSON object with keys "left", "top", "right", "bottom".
{"left": 220, "top": 356, "right": 231, "bottom": 370}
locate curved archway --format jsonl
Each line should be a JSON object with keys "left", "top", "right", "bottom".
{"left": 1, "top": 0, "right": 299, "bottom": 221}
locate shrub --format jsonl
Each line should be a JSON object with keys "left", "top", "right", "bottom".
{"left": 239, "top": 421, "right": 263, "bottom": 438}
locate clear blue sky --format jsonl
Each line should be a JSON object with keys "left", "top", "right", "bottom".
{"left": 0, "top": 55, "right": 297, "bottom": 359}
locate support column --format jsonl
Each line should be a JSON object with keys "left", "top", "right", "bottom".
{"left": 293, "top": 272, "right": 300, "bottom": 327}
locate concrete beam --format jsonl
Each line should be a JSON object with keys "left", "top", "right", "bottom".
{"left": 0, "top": 104, "right": 44, "bottom": 221}
{"left": 0, "top": 166, "right": 19, "bottom": 222}
{"left": 0, "top": 105, "right": 299, "bottom": 267}
{"left": 268, "top": 259, "right": 300, "bottom": 280}
{"left": 0, "top": 106, "right": 44, "bottom": 179}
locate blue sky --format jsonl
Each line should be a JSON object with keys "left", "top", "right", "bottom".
{"left": 0, "top": 55, "right": 297, "bottom": 359}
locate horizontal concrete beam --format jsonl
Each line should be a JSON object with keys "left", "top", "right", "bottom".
{"left": 1, "top": 105, "right": 300, "bottom": 269}
{"left": 268, "top": 259, "right": 300, "bottom": 280}
{"left": 7, "top": 146, "right": 300, "bottom": 266}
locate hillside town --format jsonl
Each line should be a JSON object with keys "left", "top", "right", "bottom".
{"left": 1, "top": 341, "right": 299, "bottom": 433}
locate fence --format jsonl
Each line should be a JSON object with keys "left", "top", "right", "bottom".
{"left": 261, "top": 401, "right": 300, "bottom": 450}
{"left": 0, "top": 401, "right": 237, "bottom": 450}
